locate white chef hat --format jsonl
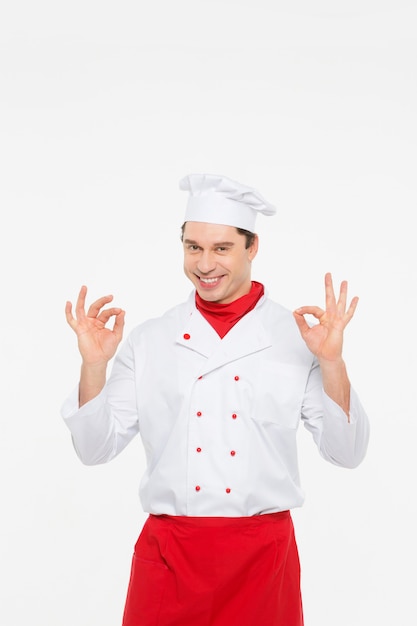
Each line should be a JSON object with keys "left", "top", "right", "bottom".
{"left": 179, "top": 173, "right": 276, "bottom": 232}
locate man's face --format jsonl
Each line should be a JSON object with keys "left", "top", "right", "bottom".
{"left": 182, "top": 221, "right": 258, "bottom": 304}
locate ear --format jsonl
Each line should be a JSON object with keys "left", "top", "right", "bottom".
{"left": 248, "top": 234, "right": 259, "bottom": 261}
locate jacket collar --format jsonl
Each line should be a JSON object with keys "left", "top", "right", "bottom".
{"left": 176, "top": 291, "right": 272, "bottom": 373}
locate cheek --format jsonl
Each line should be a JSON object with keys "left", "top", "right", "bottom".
{"left": 233, "top": 256, "right": 251, "bottom": 275}
{"left": 183, "top": 256, "right": 198, "bottom": 276}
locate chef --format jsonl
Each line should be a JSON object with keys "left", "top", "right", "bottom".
{"left": 62, "top": 173, "right": 370, "bottom": 626}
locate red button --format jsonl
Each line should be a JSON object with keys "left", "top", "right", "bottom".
{"left": 195, "top": 485, "right": 201, "bottom": 491}
{"left": 232, "top": 413, "right": 237, "bottom": 419}
{"left": 234, "top": 375, "right": 239, "bottom": 381}
{"left": 226, "top": 488, "right": 231, "bottom": 494}
{"left": 196, "top": 411, "right": 202, "bottom": 417}
{"left": 196, "top": 447, "right": 202, "bottom": 453}
{"left": 198, "top": 375, "right": 203, "bottom": 380}
{"left": 183, "top": 333, "right": 191, "bottom": 340}
{"left": 230, "top": 450, "right": 236, "bottom": 456}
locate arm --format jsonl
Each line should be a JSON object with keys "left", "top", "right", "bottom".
{"left": 293, "top": 273, "right": 358, "bottom": 420}
{"left": 301, "top": 359, "right": 369, "bottom": 468}
{"left": 61, "top": 336, "right": 139, "bottom": 465}
{"left": 65, "top": 285, "right": 125, "bottom": 406}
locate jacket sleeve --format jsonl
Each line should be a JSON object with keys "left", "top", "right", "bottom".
{"left": 61, "top": 335, "right": 140, "bottom": 465}
{"left": 301, "top": 360, "right": 370, "bottom": 469}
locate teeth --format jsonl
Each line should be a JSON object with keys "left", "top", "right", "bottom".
{"left": 200, "top": 277, "right": 219, "bottom": 284}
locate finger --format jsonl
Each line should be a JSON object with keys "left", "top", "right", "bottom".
{"left": 87, "top": 295, "right": 114, "bottom": 318}
{"left": 294, "top": 305, "right": 325, "bottom": 320}
{"left": 96, "top": 307, "right": 123, "bottom": 325}
{"left": 337, "top": 280, "right": 348, "bottom": 313}
{"left": 345, "top": 296, "right": 359, "bottom": 321}
{"left": 65, "top": 301, "right": 76, "bottom": 327}
{"left": 324, "top": 272, "right": 336, "bottom": 310}
{"left": 75, "top": 285, "right": 88, "bottom": 320}
{"left": 293, "top": 310, "right": 310, "bottom": 335}
{"left": 112, "top": 310, "right": 125, "bottom": 341}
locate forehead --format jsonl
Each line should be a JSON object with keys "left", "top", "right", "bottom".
{"left": 183, "top": 221, "right": 241, "bottom": 243}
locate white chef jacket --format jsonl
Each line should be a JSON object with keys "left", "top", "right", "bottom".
{"left": 61, "top": 291, "right": 370, "bottom": 517}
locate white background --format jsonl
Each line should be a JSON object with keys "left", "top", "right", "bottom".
{"left": 1, "top": 1, "right": 416, "bottom": 624}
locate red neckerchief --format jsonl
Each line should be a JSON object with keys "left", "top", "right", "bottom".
{"left": 195, "top": 281, "right": 265, "bottom": 339}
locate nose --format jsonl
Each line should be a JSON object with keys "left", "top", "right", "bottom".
{"left": 197, "top": 250, "right": 216, "bottom": 274}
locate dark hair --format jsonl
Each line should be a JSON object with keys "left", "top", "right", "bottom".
{"left": 180, "top": 223, "right": 255, "bottom": 249}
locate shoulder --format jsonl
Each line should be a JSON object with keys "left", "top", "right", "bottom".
{"left": 256, "top": 293, "right": 294, "bottom": 324}
{"left": 255, "top": 294, "right": 312, "bottom": 358}
{"left": 126, "top": 294, "right": 194, "bottom": 343}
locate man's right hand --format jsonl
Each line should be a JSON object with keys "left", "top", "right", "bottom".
{"left": 65, "top": 286, "right": 125, "bottom": 406}
{"left": 65, "top": 285, "right": 125, "bottom": 366}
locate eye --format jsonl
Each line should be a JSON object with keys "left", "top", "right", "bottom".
{"left": 187, "top": 244, "right": 200, "bottom": 251}
{"left": 216, "top": 246, "right": 228, "bottom": 252}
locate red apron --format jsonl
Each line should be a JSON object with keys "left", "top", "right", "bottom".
{"left": 122, "top": 511, "right": 303, "bottom": 626}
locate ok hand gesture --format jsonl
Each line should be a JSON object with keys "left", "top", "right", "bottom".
{"left": 65, "top": 286, "right": 125, "bottom": 366}
{"left": 293, "top": 273, "right": 358, "bottom": 363}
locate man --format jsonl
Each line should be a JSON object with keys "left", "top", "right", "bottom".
{"left": 62, "top": 173, "right": 370, "bottom": 626}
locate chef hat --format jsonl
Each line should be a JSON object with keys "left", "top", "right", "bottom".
{"left": 179, "top": 173, "right": 276, "bottom": 232}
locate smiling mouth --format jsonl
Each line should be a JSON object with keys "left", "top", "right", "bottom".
{"left": 198, "top": 276, "right": 223, "bottom": 287}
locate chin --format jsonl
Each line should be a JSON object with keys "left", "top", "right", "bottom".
{"left": 198, "top": 290, "right": 221, "bottom": 302}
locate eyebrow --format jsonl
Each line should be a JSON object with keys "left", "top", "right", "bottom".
{"left": 183, "top": 239, "right": 235, "bottom": 247}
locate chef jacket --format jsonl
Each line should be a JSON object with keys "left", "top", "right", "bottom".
{"left": 61, "top": 291, "right": 370, "bottom": 517}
